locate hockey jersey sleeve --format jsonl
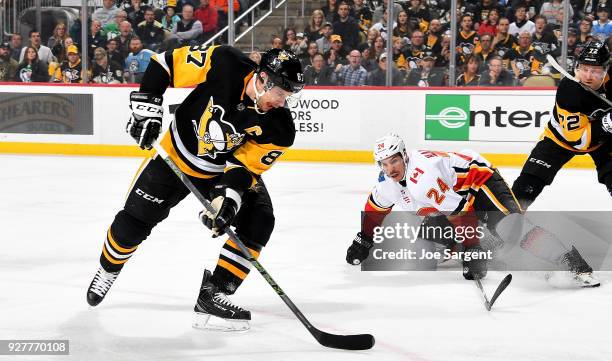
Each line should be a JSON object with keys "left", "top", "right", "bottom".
{"left": 361, "top": 179, "right": 394, "bottom": 238}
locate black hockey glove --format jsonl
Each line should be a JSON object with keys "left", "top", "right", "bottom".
{"left": 346, "top": 232, "right": 373, "bottom": 265}
{"left": 126, "top": 91, "right": 163, "bottom": 150}
{"left": 462, "top": 245, "right": 488, "bottom": 280}
{"left": 199, "top": 185, "right": 242, "bottom": 237}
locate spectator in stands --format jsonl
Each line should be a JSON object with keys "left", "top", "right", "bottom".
{"left": 211, "top": 0, "right": 240, "bottom": 38}
{"left": 406, "top": 51, "right": 445, "bottom": 86}
{"left": 577, "top": 17, "right": 593, "bottom": 46}
{"left": 509, "top": 5, "right": 535, "bottom": 36}
{"left": 592, "top": 4, "right": 612, "bottom": 41}
{"left": 304, "top": 53, "right": 334, "bottom": 85}
{"left": 195, "top": 0, "right": 218, "bottom": 43}
{"left": 316, "top": 22, "right": 334, "bottom": 54}
{"left": 435, "top": 34, "right": 451, "bottom": 67}
{"left": 474, "top": 0, "right": 504, "bottom": 27}
{"left": 474, "top": 32, "right": 496, "bottom": 65}
{"left": 137, "top": 8, "right": 165, "bottom": 51}
{"left": 162, "top": 6, "right": 181, "bottom": 32}
{"left": 166, "top": 4, "right": 203, "bottom": 47}
{"left": 456, "top": 54, "right": 481, "bottom": 86}
{"left": 549, "top": 27, "right": 579, "bottom": 73}
{"left": 371, "top": 8, "right": 396, "bottom": 40}
{"left": 103, "top": 10, "right": 128, "bottom": 41}
{"left": 478, "top": 8, "right": 500, "bottom": 36}
{"left": 371, "top": 35, "right": 386, "bottom": 61}
{"left": 456, "top": 14, "right": 479, "bottom": 65}
{"left": 373, "top": 0, "right": 403, "bottom": 25}
{"left": 271, "top": 37, "right": 283, "bottom": 49}
{"left": 405, "top": 30, "right": 431, "bottom": 70}
{"left": 509, "top": 30, "right": 539, "bottom": 83}
{"left": 92, "top": 47, "right": 125, "bottom": 84}
{"left": 333, "top": 49, "right": 367, "bottom": 85}
{"left": 479, "top": 55, "right": 515, "bottom": 85}
{"left": 531, "top": 15, "right": 558, "bottom": 55}
{"left": 333, "top": 1, "right": 362, "bottom": 51}
{"left": 353, "top": 0, "right": 373, "bottom": 36}
{"left": 366, "top": 52, "right": 404, "bottom": 85}
{"left": 53, "top": 45, "right": 88, "bottom": 83}
{"left": 248, "top": 50, "right": 261, "bottom": 64}
{"left": 539, "top": 0, "right": 572, "bottom": 27}
{"left": 507, "top": 0, "right": 539, "bottom": 23}
{"left": 127, "top": 0, "right": 147, "bottom": 28}
{"left": 300, "top": 41, "right": 320, "bottom": 68}
{"left": 365, "top": 28, "right": 380, "bottom": 48}
{"left": 0, "top": 42, "right": 19, "bottom": 82}
{"left": 425, "top": 19, "right": 443, "bottom": 55}
{"left": 322, "top": 0, "right": 339, "bottom": 23}
{"left": 89, "top": 20, "right": 107, "bottom": 60}
{"left": 117, "top": 21, "right": 135, "bottom": 58}
{"left": 282, "top": 28, "right": 298, "bottom": 50}
{"left": 124, "top": 36, "right": 154, "bottom": 83}
{"left": 392, "top": 36, "right": 408, "bottom": 70}
{"left": 405, "top": 0, "right": 432, "bottom": 33}
{"left": 9, "top": 33, "right": 23, "bottom": 62}
{"left": 93, "top": 0, "right": 120, "bottom": 27}
{"left": 305, "top": 9, "right": 325, "bottom": 42}
{"left": 48, "top": 23, "right": 68, "bottom": 63}
{"left": 19, "top": 30, "right": 54, "bottom": 65}
{"left": 15, "top": 46, "right": 49, "bottom": 82}
{"left": 106, "top": 38, "right": 125, "bottom": 65}
{"left": 492, "top": 17, "right": 517, "bottom": 60}
{"left": 360, "top": 45, "right": 377, "bottom": 71}
{"left": 327, "top": 34, "right": 348, "bottom": 60}
{"left": 393, "top": 10, "right": 413, "bottom": 42}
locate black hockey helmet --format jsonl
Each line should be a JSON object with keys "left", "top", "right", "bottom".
{"left": 577, "top": 40, "right": 611, "bottom": 68}
{"left": 258, "top": 48, "right": 305, "bottom": 93}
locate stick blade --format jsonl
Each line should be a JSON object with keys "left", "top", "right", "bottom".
{"left": 489, "top": 274, "right": 512, "bottom": 308}
{"left": 314, "top": 329, "right": 375, "bottom": 350}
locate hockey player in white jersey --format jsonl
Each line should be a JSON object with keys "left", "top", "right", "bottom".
{"left": 346, "top": 134, "right": 600, "bottom": 287}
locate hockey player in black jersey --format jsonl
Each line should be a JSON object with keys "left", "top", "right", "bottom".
{"left": 86, "top": 46, "right": 304, "bottom": 331}
{"left": 512, "top": 40, "right": 612, "bottom": 209}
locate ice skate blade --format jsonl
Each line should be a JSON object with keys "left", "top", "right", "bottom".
{"left": 545, "top": 272, "right": 601, "bottom": 288}
{"left": 193, "top": 312, "right": 250, "bottom": 332}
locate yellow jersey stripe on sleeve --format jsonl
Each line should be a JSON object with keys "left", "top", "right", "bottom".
{"left": 232, "top": 140, "right": 288, "bottom": 175}
{"left": 171, "top": 45, "right": 218, "bottom": 88}
{"left": 152, "top": 52, "right": 171, "bottom": 76}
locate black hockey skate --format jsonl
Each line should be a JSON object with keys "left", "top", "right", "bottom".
{"left": 193, "top": 269, "right": 251, "bottom": 331}
{"left": 557, "top": 246, "right": 600, "bottom": 288}
{"left": 87, "top": 266, "right": 120, "bottom": 306}
{"left": 462, "top": 245, "right": 488, "bottom": 280}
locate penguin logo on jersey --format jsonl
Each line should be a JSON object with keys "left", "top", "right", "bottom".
{"left": 191, "top": 97, "right": 245, "bottom": 159}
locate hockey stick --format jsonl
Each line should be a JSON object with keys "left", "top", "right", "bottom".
{"left": 546, "top": 54, "right": 612, "bottom": 107}
{"left": 473, "top": 274, "right": 512, "bottom": 311}
{"left": 153, "top": 143, "right": 375, "bottom": 351}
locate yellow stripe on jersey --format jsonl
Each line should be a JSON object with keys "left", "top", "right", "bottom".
{"left": 231, "top": 140, "right": 288, "bottom": 175}
{"left": 367, "top": 195, "right": 390, "bottom": 212}
{"left": 169, "top": 45, "right": 218, "bottom": 88}
{"left": 159, "top": 130, "right": 216, "bottom": 179}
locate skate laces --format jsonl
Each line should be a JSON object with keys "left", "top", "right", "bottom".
{"left": 90, "top": 267, "right": 118, "bottom": 297}
{"left": 213, "top": 292, "right": 246, "bottom": 312}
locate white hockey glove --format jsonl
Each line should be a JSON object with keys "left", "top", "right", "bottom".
{"left": 199, "top": 185, "right": 242, "bottom": 237}
{"left": 126, "top": 91, "right": 163, "bottom": 150}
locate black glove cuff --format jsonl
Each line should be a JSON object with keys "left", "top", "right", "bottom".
{"left": 355, "top": 232, "right": 373, "bottom": 249}
{"left": 130, "top": 91, "right": 163, "bottom": 105}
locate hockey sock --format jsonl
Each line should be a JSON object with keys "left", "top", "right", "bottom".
{"left": 211, "top": 238, "right": 261, "bottom": 295}
{"left": 100, "top": 227, "right": 139, "bottom": 273}
{"left": 495, "top": 213, "right": 568, "bottom": 263}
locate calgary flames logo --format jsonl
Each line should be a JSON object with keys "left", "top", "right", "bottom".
{"left": 191, "top": 97, "right": 244, "bottom": 159}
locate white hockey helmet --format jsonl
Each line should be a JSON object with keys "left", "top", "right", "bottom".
{"left": 373, "top": 133, "right": 407, "bottom": 166}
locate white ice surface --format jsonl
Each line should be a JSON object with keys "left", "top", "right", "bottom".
{"left": 1, "top": 155, "right": 611, "bottom": 361}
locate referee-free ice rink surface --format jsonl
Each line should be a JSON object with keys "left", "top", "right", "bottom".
{"left": 1, "top": 154, "right": 611, "bottom": 361}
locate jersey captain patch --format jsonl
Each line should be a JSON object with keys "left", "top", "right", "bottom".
{"left": 192, "top": 97, "right": 245, "bottom": 159}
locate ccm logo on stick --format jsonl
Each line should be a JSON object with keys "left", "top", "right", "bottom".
{"left": 136, "top": 188, "right": 165, "bottom": 204}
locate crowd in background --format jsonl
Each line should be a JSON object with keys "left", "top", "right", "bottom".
{"left": 0, "top": 0, "right": 611, "bottom": 86}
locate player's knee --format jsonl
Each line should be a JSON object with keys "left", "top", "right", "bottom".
{"left": 511, "top": 173, "right": 546, "bottom": 209}
{"left": 237, "top": 207, "right": 275, "bottom": 249}
{"left": 111, "top": 210, "right": 156, "bottom": 247}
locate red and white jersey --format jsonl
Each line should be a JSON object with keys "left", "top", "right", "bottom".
{"left": 404, "top": 149, "right": 494, "bottom": 215}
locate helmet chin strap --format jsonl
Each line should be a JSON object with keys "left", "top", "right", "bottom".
{"left": 253, "top": 72, "right": 269, "bottom": 115}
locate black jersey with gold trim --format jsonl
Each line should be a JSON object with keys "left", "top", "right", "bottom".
{"left": 543, "top": 72, "right": 612, "bottom": 152}
{"left": 144, "top": 45, "right": 295, "bottom": 183}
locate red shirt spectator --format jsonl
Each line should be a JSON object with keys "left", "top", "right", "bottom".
{"left": 210, "top": 0, "right": 240, "bottom": 14}
{"left": 195, "top": 0, "right": 219, "bottom": 33}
